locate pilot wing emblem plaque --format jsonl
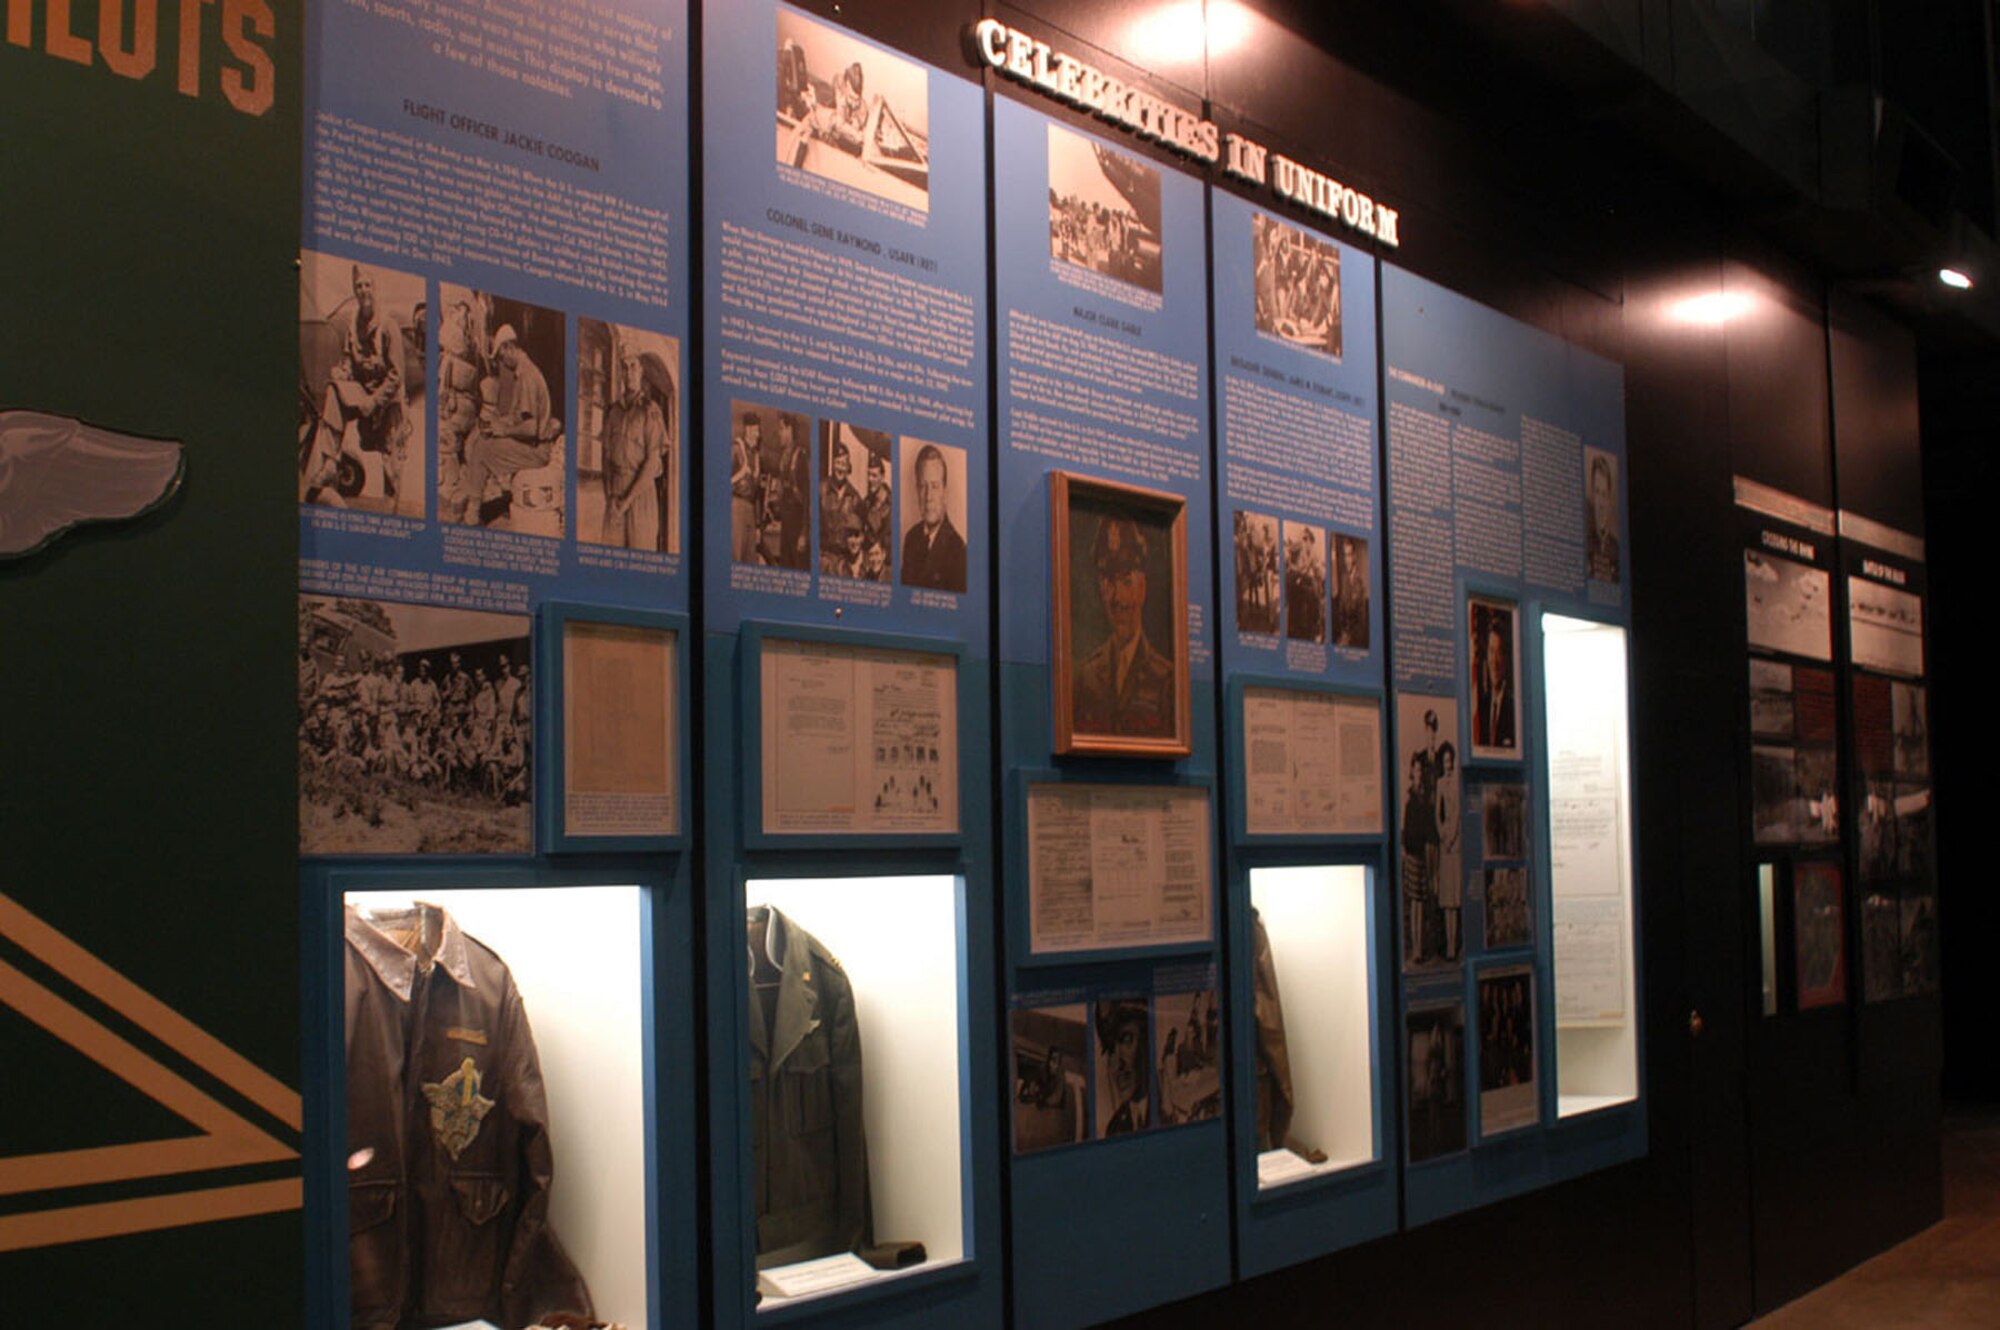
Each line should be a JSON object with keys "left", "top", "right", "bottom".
{"left": 422, "top": 1056, "right": 495, "bottom": 1161}
{"left": 0, "top": 410, "right": 185, "bottom": 559}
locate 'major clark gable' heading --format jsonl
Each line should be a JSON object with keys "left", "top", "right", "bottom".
{"left": 969, "top": 18, "right": 1400, "bottom": 248}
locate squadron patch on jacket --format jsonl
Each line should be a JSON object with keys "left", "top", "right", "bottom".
{"left": 423, "top": 1056, "right": 495, "bottom": 1160}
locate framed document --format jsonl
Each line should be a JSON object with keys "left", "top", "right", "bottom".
{"left": 1024, "top": 781, "right": 1212, "bottom": 955}
{"left": 1050, "top": 471, "right": 1191, "bottom": 758}
{"left": 539, "top": 603, "right": 686, "bottom": 851}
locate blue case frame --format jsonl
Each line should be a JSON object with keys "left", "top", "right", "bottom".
{"left": 536, "top": 601, "right": 692, "bottom": 854}
{"left": 301, "top": 856, "right": 699, "bottom": 1330}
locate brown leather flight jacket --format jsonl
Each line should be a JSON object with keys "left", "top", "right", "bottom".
{"left": 747, "top": 905, "right": 871, "bottom": 1268}
{"left": 345, "top": 904, "right": 593, "bottom": 1330}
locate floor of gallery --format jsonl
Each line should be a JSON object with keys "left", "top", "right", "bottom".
{"left": 1751, "top": 1105, "right": 2000, "bottom": 1328}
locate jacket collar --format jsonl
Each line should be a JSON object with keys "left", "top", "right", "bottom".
{"left": 746, "top": 905, "right": 820, "bottom": 1070}
{"left": 346, "top": 903, "right": 476, "bottom": 1001}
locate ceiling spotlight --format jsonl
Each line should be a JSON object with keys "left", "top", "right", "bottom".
{"left": 1939, "top": 267, "right": 1973, "bottom": 289}
{"left": 1666, "top": 290, "right": 1753, "bottom": 327}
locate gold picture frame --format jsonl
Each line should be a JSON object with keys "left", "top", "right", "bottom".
{"left": 1050, "top": 471, "right": 1191, "bottom": 758}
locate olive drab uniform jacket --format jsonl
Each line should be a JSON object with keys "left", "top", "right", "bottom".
{"left": 344, "top": 904, "right": 592, "bottom": 1330}
{"left": 747, "top": 905, "right": 871, "bottom": 1268}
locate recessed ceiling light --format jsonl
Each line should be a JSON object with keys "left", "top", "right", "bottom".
{"left": 1939, "top": 267, "right": 1973, "bottom": 289}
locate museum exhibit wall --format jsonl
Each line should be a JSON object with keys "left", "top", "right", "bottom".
{"left": 0, "top": 0, "right": 1940, "bottom": 1326}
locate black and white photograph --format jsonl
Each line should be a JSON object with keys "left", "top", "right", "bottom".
{"left": 1860, "top": 780, "right": 1902, "bottom": 883}
{"left": 1047, "top": 122, "right": 1164, "bottom": 295}
{"left": 298, "top": 251, "right": 426, "bottom": 516}
{"left": 1794, "top": 745, "right": 1839, "bottom": 844}
{"left": 729, "top": 400, "right": 813, "bottom": 570}
{"left": 299, "top": 595, "right": 531, "bottom": 855}
{"left": 1153, "top": 989, "right": 1222, "bottom": 1127}
{"left": 1893, "top": 783, "right": 1934, "bottom": 881}
{"left": 1794, "top": 861, "right": 1846, "bottom": 1009}
{"left": 899, "top": 437, "right": 968, "bottom": 594}
{"left": 1398, "top": 693, "right": 1464, "bottom": 970}
{"left": 1744, "top": 548, "right": 1832, "bottom": 661}
{"left": 436, "top": 285, "right": 567, "bottom": 537}
{"left": 1012, "top": 1004, "right": 1088, "bottom": 1153}
{"left": 1332, "top": 533, "right": 1370, "bottom": 649}
{"left": 1251, "top": 212, "right": 1342, "bottom": 357}
{"left": 1406, "top": 1003, "right": 1466, "bottom": 1163}
{"left": 1478, "top": 968, "right": 1537, "bottom": 1137}
{"left": 1484, "top": 866, "right": 1531, "bottom": 950}
{"left": 1094, "top": 997, "right": 1152, "bottom": 1137}
{"left": 1585, "top": 446, "right": 1620, "bottom": 584}
{"left": 1468, "top": 595, "right": 1521, "bottom": 759}
{"left": 1282, "top": 520, "right": 1327, "bottom": 644}
{"left": 1232, "top": 509, "right": 1281, "bottom": 634}
{"left": 818, "top": 421, "right": 892, "bottom": 581}
{"left": 1862, "top": 891, "right": 1904, "bottom": 1003}
{"left": 1892, "top": 681, "right": 1930, "bottom": 778}
{"left": 576, "top": 318, "right": 679, "bottom": 554}
{"left": 1901, "top": 890, "right": 1939, "bottom": 995}
{"left": 1748, "top": 658, "right": 1796, "bottom": 738}
{"left": 1752, "top": 744, "right": 1799, "bottom": 844}
{"left": 776, "top": 8, "right": 930, "bottom": 211}
{"left": 1483, "top": 783, "right": 1527, "bottom": 861}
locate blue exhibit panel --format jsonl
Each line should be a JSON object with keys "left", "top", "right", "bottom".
{"left": 992, "top": 90, "right": 1228, "bottom": 1329}
{"left": 1380, "top": 263, "right": 1642, "bottom": 1225}
{"left": 700, "top": 7, "right": 1000, "bottom": 1328}
{"left": 1210, "top": 189, "right": 1396, "bottom": 1272}
{"left": 303, "top": 0, "right": 692, "bottom": 618}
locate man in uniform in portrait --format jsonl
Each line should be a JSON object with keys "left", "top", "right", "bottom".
{"left": 301, "top": 262, "right": 409, "bottom": 506}
{"left": 901, "top": 443, "right": 966, "bottom": 592}
{"left": 1474, "top": 615, "right": 1516, "bottom": 752}
{"left": 1072, "top": 515, "right": 1175, "bottom": 739}
{"left": 774, "top": 414, "right": 810, "bottom": 568}
{"left": 862, "top": 451, "right": 893, "bottom": 580}
{"left": 818, "top": 437, "right": 863, "bottom": 574}
{"left": 452, "top": 325, "right": 554, "bottom": 525}
{"left": 600, "top": 343, "right": 665, "bottom": 550}
{"left": 1587, "top": 453, "right": 1620, "bottom": 582}
{"left": 1096, "top": 1000, "right": 1151, "bottom": 1136}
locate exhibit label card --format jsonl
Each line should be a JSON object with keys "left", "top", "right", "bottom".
{"left": 302, "top": 0, "right": 691, "bottom": 612}
{"left": 702, "top": 3, "right": 988, "bottom": 644}
{"left": 992, "top": 96, "right": 1213, "bottom": 681}
{"left": 1026, "top": 784, "right": 1214, "bottom": 953}
{"left": 1211, "top": 193, "right": 1381, "bottom": 683}
{"left": 1241, "top": 687, "right": 1382, "bottom": 836}
{"left": 758, "top": 638, "right": 958, "bottom": 835}
{"left": 563, "top": 621, "right": 677, "bottom": 838}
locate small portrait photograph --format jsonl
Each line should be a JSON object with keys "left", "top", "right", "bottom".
{"left": 299, "top": 595, "right": 532, "bottom": 855}
{"left": 1483, "top": 783, "right": 1527, "bottom": 861}
{"left": 1893, "top": 783, "right": 1933, "bottom": 881}
{"left": 1406, "top": 1002, "right": 1466, "bottom": 1163}
{"left": 728, "top": 400, "right": 813, "bottom": 570}
{"left": 1047, "top": 122, "right": 1164, "bottom": 295}
{"left": 1891, "top": 682, "right": 1929, "bottom": 778}
{"left": 1859, "top": 779, "right": 1900, "bottom": 883}
{"left": 1585, "top": 446, "right": 1620, "bottom": 584}
{"left": 1478, "top": 967, "right": 1537, "bottom": 1137}
{"left": 1012, "top": 1004, "right": 1089, "bottom": 1153}
{"left": 1232, "top": 509, "right": 1281, "bottom": 635}
{"left": 775, "top": 8, "right": 930, "bottom": 211}
{"left": 1793, "top": 861, "right": 1847, "bottom": 1010}
{"left": 1748, "top": 658, "right": 1796, "bottom": 738}
{"left": 298, "top": 251, "right": 426, "bottom": 516}
{"left": 575, "top": 319, "right": 679, "bottom": 554}
{"left": 1483, "top": 866, "right": 1531, "bottom": 951}
{"left": 1094, "top": 997, "right": 1152, "bottom": 1137}
{"left": 1745, "top": 549, "right": 1832, "bottom": 661}
{"left": 435, "top": 285, "right": 567, "bottom": 537}
{"left": 1751, "top": 745, "right": 1798, "bottom": 844}
{"left": 1251, "top": 212, "right": 1342, "bottom": 358}
{"left": 818, "top": 421, "right": 892, "bottom": 581}
{"left": 1862, "top": 891, "right": 1904, "bottom": 1002}
{"left": 1154, "top": 989, "right": 1222, "bottom": 1127}
{"left": 1282, "top": 520, "right": 1327, "bottom": 644}
{"left": 1794, "top": 745, "right": 1839, "bottom": 845}
{"left": 899, "top": 437, "right": 968, "bottom": 594}
{"left": 1398, "top": 693, "right": 1464, "bottom": 970}
{"left": 1052, "top": 472, "right": 1190, "bottom": 758}
{"left": 1901, "top": 890, "right": 1939, "bottom": 995}
{"left": 1332, "top": 533, "right": 1370, "bottom": 649}
{"left": 1468, "top": 595, "right": 1520, "bottom": 760}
